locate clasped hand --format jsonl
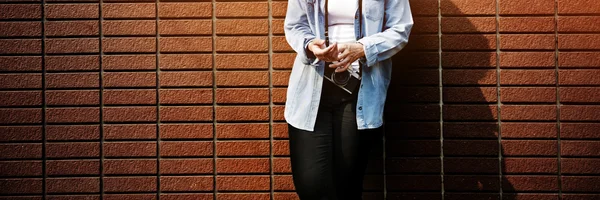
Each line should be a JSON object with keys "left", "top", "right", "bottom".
{"left": 308, "top": 39, "right": 365, "bottom": 73}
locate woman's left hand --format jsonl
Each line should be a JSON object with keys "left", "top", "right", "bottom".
{"left": 329, "top": 42, "right": 365, "bottom": 72}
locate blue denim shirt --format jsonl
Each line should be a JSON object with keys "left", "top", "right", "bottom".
{"left": 283, "top": 0, "right": 414, "bottom": 131}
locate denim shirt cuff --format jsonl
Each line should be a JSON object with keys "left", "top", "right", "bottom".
{"left": 357, "top": 38, "right": 378, "bottom": 67}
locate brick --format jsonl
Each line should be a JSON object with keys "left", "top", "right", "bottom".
{"left": 103, "top": 89, "right": 155, "bottom": 105}
{"left": 0, "top": 126, "right": 42, "bottom": 142}
{"left": 161, "top": 194, "right": 213, "bottom": 200}
{"left": 160, "top": 141, "right": 212, "bottom": 157}
{"left": 272, "top": 71, "right": 290, "bottom": 86}
{"left": 410, "top": 0, "right": 438, "bottom": 16}
{"left": 499, "top": 0, "right": 554, "bottom": 15}
{"left": 272, "top": 88, "right": 287, "bottom": 104}
{"left": 441, "top": 0, "right": 496, "bottom": 16}
{"left": 103, "top": 55, "right": 156, "bottom": 70}
{"left": 0, "top": 108, "right": 42, "bottom": 124}
{"left": 444, "top": 158, "right": 497, "bottom": 175}
{"left": 216, "top": 123, "right": 270, "bottom": 139}
{"left": 47, "top": 178, "right": 100, "bottom": 193}
{"left": 104, "top": 124, "right": 156, "bottom": 140}
{"left": 216, "top": 37, "right": 268, "bottom": 52}
{"left": 387, "top": 175, "right": 441, "bottom": 191}
{"left": 443, "top": 87, "right": 497, "bottom": 103}
{"left": 160, "top": 158, "right": 213, "bottom": 174}
{"left": 216, "top": 176, "right": 270, "bottom": 191}
{"left": 441, "top": 17, "right": 495, "bottom": 33}
{"left": 393, "top": 69, "right": 439, "bottom": 86}
{"left": 0, "top": 179, "right": 43, "bottom": 195}
{"left": 0, "top": 56, "right": 42, "bottom": 72}
{"left": 272, "top": 140, "right": 289, "bottom": 156}
{"left": 217, "top": 158, "right": 270, "bottom": 174}
{"left": 272, "top": 53, "right": 295, "bottom": 69}
{"left": 444, "top": 175, "right": 499, "bottom": 191}
{"left": 444, "top": 140, "right": 499, "bottom": 156}
{"left": 102, "top": 37, "right": 156, "bottom": 53}
{"left": 561, "top": 123, "right": 600, "bottom": 139}
{"left": 559, "top": 52, "right": 600, "bottom": 68}
{"left": 500, "top": 70, "right": 555, "bottom": 85}
{"left": 561, "top": 141, "right": 600, "bottom": 157}
{"left": 559, "top": 35, "right": 600, "bottom": 50}
{"left": 558, "top": 0, "right": 600, "bottom": 14}
{"left": 102, "top": 3, "right": 155, "bottom": 19}
{"left": 501, "top": 87, "right": 556, "bottom": 103}
{"left": 0, "top": 22, "right": 41, "bottom": 37}
{"left": 0, "top": 39, "right": 42, "bottom": 54}
{"left": 159, "top": 3, "right": 212, "bottom": 18}
{"left": 273, "top": 158, "right": 291, "bottom": 173}
{"left": 272, "top": 1, "right": 287, "bottom": 17}
{"left": 500, "top": 34, "right": 555, "bottom": 50}
{"left": 503, "top": 176, "right": 558, "bottom": 192}
{"left": 45, "top": 4, "right": 98, "bottom": 19}
{"left": 216, "top": 106, "right": 269, "bottom": 121}
{"left": 46, "top": 72, "right": 98, "bottom": 88}
{"left": 499, "top": 52, "right": 555, "bottom": 68}
{"left": 46, "top": 142, "right": 100, "bottom": 158}
{"left": 272, "top": 19, "right": 285, "bottom": 34}
{"left": 216, "top": 71, "right": 269, "bottom": 86}
{"left": 160, "top": 124, "right": 213, "bottom": 139}
{"left": 442, "top": 105, "right": 498, "bottom": 121}
{"left": 103, "top": 106, "right": 157, "bottom": 122}
{"left": 216, "top": 2, "right": 268, "bottom": 17}
{"left": 0, "top": 144, "right": 41, "bottom": 159}
{"left": 385, "top": 105, "right": 440, "bottom": 121}
{"left": 45, "top": 21, "right": 98, "bottom": 37}
{"left": 442, "top": 52, "right": 496, "bottom": 68}
{"left": 413, "top": 17, "right": 438, "bottom": 34}
{"left": 103, "top": 72, "right": 155, "bottom": 88}
{"left": 161, "top": 176, "right": 213, "bottom": 191}
{"left": 160, "top": 54, "right": 211, "bottom": 70}
{"left": 561, "top": 105, "right": 600, "bottom": 121}
{"left": 103, "top": 20, "right": 155, "bottom": 36}
{"left": 104, "top": 159, "right": 156, "bottom": 175}
{"left": 216, "top": 19, "right": 268, "bottom": 35}
{"left": 562, "top": 176, "right": 600, "bottom": 192}
{"left": 46, "top": 160, "right": 99, "bottom": 176}
{"left": 443, "top": 122, "right": 498, "bottom": 139}
{"left": 103, "top": 177, "right": 156, "bottom": 192}
{"left": 272, "top": 105, "right": 285, "bottom": 121}
{"left": 104, "top": 142, "right": 156, "bottom": 157}
{"left": 159, "top": 37, "right": 212, "bottom": 52}
{"left": 159, "top": 89, "right": 213, "bottom": 104}
{"left": 501, "top": 140, "right": 557, "bottom": 156}
{"left": 218, "top": 193, "right": 270, "bottom": 200}
{"left": 46, "top": 55, "right": 99, "bottom": 71}
{"left": 273, "top": 193, "right": 299, "bottom": 200}
{"left": 46, "top": 125, "right": 100, "bottom": 141}
{"left": 501, "top": 123, "right": 557, "bottom": 138}
{"left": 561, "top": 87, "right": 600, "bottom": 103}
{"left": 389, "top": 158, "right": 442, "bottom": 174}
{"left": 0, "top": 91, "right": 42, "bottom": 106}
{"left": 499, "top": 17, "right": 555, "bottom": 33}
{"left": 406, "top": 35, "right": 439, "bottom": 50}
{"left": 46, "top": 90, "right": 99, "bottom": 106}
{"left": 46, "top": 108, "right": 100, "bottom": 123}
{"left": 559, "top": 70, "right": 600, "bottom": 85}
{"left": 562, "top": 158, "right": 600, "bottom": 174}
{"left": 104, "top": 194, "right": 155, "bottom": 200}
{"left": 159, "top": 20, "right": 212, "bottom": 35}
{"left": 160, "top": 71, "right": 212, "bottom": 87}
{"left": 501, "top": 105, "right": 557, "bottom": 121}
{"left": 216, "top": 88, "right": 269, "bottom": 104}
{"left": 563, "top": 194, "right": 600, "bottom": 200}
{"left": 160, "top": 106, "right": 213, "bottom": 122}
{"left": 558, "top": 16, "right": 600, "bottom": 33}
{"left": 215, "top": 54, "right": 269, "bottom": 69}
{"left": 0, "top": 161, "right": 42, "bottom": 177}
{"left": 273, "top": 175, "right": 294, "bottom": 190}
{"left": 0, "top": 4, "right": 41, "bottom": 19}
{"left": 502, "top": 158, "right": 557, "bottom": 174}
{"left": 216, "top": 141, "right": 270, "bottom": 156}
{"left": 443, "top": 69, "right": 496, "bottom": 86}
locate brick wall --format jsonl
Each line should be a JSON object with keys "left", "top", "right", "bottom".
{"left": 0, "top": 0, "right": 599, "bottom": 199}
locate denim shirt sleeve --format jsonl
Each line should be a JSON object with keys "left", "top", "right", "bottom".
{"left": 357, "top": 0, "right": 414, "bottom": 68}
{"left": 284, "top": 0, "right": 317, "bottom": 65}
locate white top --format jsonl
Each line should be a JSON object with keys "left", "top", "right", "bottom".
{"left": 328, "top": 0, "right": 359, "bottom": 73}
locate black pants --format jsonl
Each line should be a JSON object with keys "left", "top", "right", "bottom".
{"left": 288, "top": 80, "right": 382, "bottom": 200}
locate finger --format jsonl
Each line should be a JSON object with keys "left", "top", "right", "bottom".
{"left": 329, "top": 59, "right": 349, "bottom": 69}
{"left": 337, "top": 48, "right": 350, "bottom": 60}
{"left": 335, "top": 64, "right": 350, "bottom": 73}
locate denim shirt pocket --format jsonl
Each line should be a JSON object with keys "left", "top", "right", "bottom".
{"left": 364, "top": 0, "right": 384, "bottom": 21}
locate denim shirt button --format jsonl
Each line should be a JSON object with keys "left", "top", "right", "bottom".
{"left": 358, "top": 106, "right": 362, "bottom": 110}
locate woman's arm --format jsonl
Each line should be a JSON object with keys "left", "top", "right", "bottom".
{"left": 284, "top": 0, "right": 317, "bottom": 64}
{"left": 357, "top": 0, "right": 414, "bottom": 68}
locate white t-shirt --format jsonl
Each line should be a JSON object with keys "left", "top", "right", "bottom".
{"left": 327, "top": 0, "right": 360, "bottom": 73}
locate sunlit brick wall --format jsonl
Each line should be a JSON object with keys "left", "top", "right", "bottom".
{"left": 0, "top": 0, "right": 599, "bottom": 199}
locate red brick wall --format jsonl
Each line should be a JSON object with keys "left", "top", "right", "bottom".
{"left": 0, "top": 0, "right": 599, "bottom": 199}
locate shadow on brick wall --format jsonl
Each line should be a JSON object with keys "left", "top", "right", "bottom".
{"left": 373, "top": 0, "right": 517, "bottom": 199}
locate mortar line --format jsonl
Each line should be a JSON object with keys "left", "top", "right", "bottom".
{"left": 155, "top": 0, "right": 162, "bottom": 198}
{"left": 438, "top": 0, "right": 444, "bottom": 199}
{"left": 268, "top": 0, "right": 275, "bottom": 199}
{"left": 98, "top": 0, "right": 105, "bottom": 198}
{"left": 211, "top": 0, "right": 218, "bottom": 199}
{"left": 495, "top": 0, "right": 503, "bottom": 198}
{"left": 554, "top": 0, "right": 563, "bottom": 197}
{"left": 41, "top": 0, "right": 47, "bottom": 198}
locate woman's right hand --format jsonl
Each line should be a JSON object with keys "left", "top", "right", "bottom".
{"left": 308, "top": 39, "right": 339, "bottom": 62}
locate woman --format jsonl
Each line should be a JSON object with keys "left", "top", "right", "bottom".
{"left": 283, "top": 0, "right": 413, "bottom": 199}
